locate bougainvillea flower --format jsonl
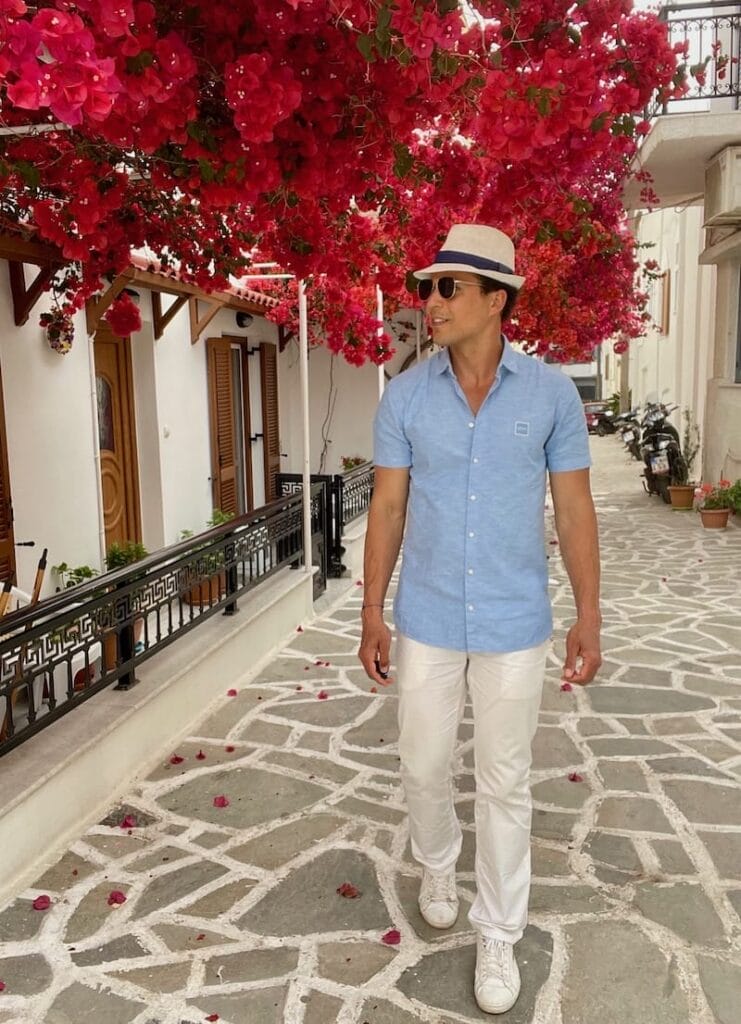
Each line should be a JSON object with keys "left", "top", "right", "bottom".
{"left": 213, "top": 795, "right": 229, "bottom": 808}
{"left": 370, "top": 686, "right": 377, "bottom": 694}
{"left": 317, "top": 690, "right": 329, "bottom": 700}
{"left": 296, "top": 625, "right": 304, "bottom": 632}
{"left": 225, "top": 745, "right": 235, "bottom": 752}
{"left": 119, "top": 815, "right": 137, "bottom": 829}
{"left": 0, "top": 980, "right": 5, "bottom": 992}
{"left": 568, "top": 772, "right": 584, "bottom": 783}
{"left": 196, "top": 750, "right": 206, "bottom": 760}
{"left": 205, "top": 1016, "right": 219, "bottom": 1022}
{"left": 560, "top": 682, "right": 573, "bottom": 692}
{"left": 336, "top": 882, "right": 361, "bottom": 899}
{"left": 105, "top": 293, "right": 142, "bottom": 336}
{"left": 381, "top": 928, "right": 401, "bottom": 945}
{"left": 227, "top": 689, "right": 238, "bottom": 696}
{"left": 107, "top": 890, "right": 127, "bottom": 905}
{"left": 32, "top": 895, "right": 51, "bottom": 911}
{"left": 170, "top": 754, "right": 184, "bottom": 764}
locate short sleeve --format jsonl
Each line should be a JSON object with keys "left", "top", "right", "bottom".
{"left": 544, "top": 378, "right": 591, "bottom": 472}
{"left": 373, "top": 382, "right": 412, "bottom": 468}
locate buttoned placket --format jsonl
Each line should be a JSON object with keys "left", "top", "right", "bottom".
{"left": 456, "top": 370, "right": 504, "bottom": 649}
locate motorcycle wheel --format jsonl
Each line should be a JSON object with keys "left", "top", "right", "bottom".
{"left": 656, "top": 476, "right": 671, "bottom": 504}
{"left": 597, "top": 422, "right": 606, "bottom": 436}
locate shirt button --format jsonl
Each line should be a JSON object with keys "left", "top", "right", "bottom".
{"left": 467, "top": 568, "right": 474, "bottom": 575}
{"left": 468, "top": 604, "right": 475, "bottom": 612}
{"left": 472, "top": 457, "right": 479, "bottom": 464}
{"left": 468, "top": 421, "right": 475, "bottom": 429}
{"left": 469, "top": 531, "right": 475, "bottom": 538}
{"left": 470, "top": 495, "right": 476, "bottom": 501}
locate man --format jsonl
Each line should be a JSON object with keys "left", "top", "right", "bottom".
{"left": 358, "top": 224, "right": 601, "bottom": 1015}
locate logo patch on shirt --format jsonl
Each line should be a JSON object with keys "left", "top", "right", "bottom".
{"left": 514, "top": 421, "right": 530, "bottom": 437}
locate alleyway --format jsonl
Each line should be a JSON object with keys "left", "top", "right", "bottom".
{"left": 0, "top": 436, "right": 739, "bottom": 1024}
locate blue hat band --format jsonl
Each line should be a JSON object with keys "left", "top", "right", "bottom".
{"left": 435, "top": 249, "right": 514, "bottom": 276}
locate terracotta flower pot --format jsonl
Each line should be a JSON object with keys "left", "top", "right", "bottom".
{"left": 668, "top": 485, "right": 695, "bottom": 510}
{"left": 699, "top": 508, "right": 731, "bottom": 529}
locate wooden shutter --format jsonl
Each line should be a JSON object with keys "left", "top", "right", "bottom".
{"left": 260, "top": 342, "right": 281, "bottom": 502}
{"left": 0, "top": 361, "right": 15, "bottom": 583}
{"left": 207, "top": 338, "right": 238, "bottom": 516}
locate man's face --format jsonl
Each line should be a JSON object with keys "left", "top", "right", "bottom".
{"left": 424, "top": 271, "right": 505, "bottom": 347}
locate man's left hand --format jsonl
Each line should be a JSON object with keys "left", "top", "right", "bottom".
{"left": 562, "top": 620, "right": 601, "bottom": 685}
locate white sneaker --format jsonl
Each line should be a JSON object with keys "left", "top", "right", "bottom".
{"left": 474, "top": 935, "right": 521, "bottom": 1014}
{"left": 418, "top": 868, "right": 458, "bottom": 928}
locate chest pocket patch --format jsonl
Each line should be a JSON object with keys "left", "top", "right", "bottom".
{"left": 514, "top": 421, "right": 530, "bottom": 437}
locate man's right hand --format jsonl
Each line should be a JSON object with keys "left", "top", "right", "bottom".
{"left": 358, "top": 610, "right": 394, "bottom": 686}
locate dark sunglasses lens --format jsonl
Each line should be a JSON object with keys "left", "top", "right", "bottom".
{"left": 417, "top": 279, "right": 433, "bottom": 301}
{"left": 438, "top": 277, "right": 455, "bottom": 299}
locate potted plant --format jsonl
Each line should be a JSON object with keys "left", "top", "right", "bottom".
{"left": 697, "top": 480, "right": 735, "bottom": 529}
{"left": 103, "top": 541, "right": 149, "bottom": 664}
{"left": 49, "top": 562, "right": 102, "bottom": 692}
{"left": 180, "top": 510, "right": 234, "bottom": 605}
{"left": 340, "top": 455, "right": 367, "bottom": 472}
{"left": 668, "top": 409, "right": 701, "bottom": 510}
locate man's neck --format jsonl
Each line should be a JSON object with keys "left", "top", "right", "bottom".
{"left": 448, "top": 332, "right": 505, "bottom": 387}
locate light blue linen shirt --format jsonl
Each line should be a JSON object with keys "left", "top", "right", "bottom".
{"left": 373, "top": 341, "right": 591, "bottom": 653}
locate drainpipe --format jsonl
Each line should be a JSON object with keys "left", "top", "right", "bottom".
{"left": 88, "top": 331, "right": 107, "bottom": 570}
{"left": 298, "top": 280, "right": 313, "bottom": 579}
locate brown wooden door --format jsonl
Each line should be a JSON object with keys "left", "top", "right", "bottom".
{"left": 207, "top": 338, "right": 239, "bottom": 515}
{"left": 94, "top": 326, "right": 141, "bottom": 549}
{"left": 260, "top": 342, "right": 281, "bottom": 502}
{"left": 0, "top": 360, "right": 15, "bottom": 583}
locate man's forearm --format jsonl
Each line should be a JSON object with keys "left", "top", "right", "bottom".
{"left": 362, "top": 498, "right": 405, "bottom": 609}
{"left": 554, "top": 504, "right": 601, "bottom": 623}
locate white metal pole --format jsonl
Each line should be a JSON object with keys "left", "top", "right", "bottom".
{"left": 87, "top": 332, "right": 107, "bottom": 569}
{"left": 298, "top": 279, "right": 313, "bottom": 578}
{"left": 376, "top": 285, "right": 385, "bottom": 399}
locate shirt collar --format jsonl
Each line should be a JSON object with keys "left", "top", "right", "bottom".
{"left": 432, "top": 337, "right": 520, "bottom": 376}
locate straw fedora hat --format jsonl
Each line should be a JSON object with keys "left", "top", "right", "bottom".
{"left": 413, "top": 224, "right": 525, "bottom": 290}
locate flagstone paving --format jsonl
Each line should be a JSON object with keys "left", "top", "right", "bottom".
{"left": 0, "top": 437, "right": 740, "bottom": 1023}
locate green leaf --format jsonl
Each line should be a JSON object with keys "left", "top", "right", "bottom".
{"left": 356, "top": 34, "right": 375, "bottom": 62}
{"left": 590, "top": 112, "right": 608, "bottom": 134}
{"left": 566, "top": 25, "right": 581, "bottom": 45}
{"left": 15, "top": 160, "right": 40, "bottom": 188}
{"left": 377, "top": 5, "right": 392, "bottom": 30}
{"left": 393, "top": 143, "right": 414, "bottom": 179}
{"left": 198, "top": 158, "right": 216, "bottom": 182}
{"left": 436, "top": 0, "right": 459, "bottom": 13}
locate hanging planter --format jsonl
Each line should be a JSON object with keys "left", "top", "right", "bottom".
{"left": 40, "top": 310, "right": 74, "bottom": 355}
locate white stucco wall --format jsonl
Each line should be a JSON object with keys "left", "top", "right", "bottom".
{"left": 0, "top": 277, "right": 101, "bottom": 598}
{"left": 277, "top": 308, "right": 423, "bottom": 477}
{"left": 627, "top": 205, "right": 715, "bottom": 478}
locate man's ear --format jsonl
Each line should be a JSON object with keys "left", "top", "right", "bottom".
{"left": 489, "top": 289, "right": 506, "bottom": 316}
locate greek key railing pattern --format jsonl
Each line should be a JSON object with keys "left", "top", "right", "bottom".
{"left": 341, "top": 462, "right": 375, "bottom": 527}
{"left": 0, "top": 488, "right": 323, "bottom": 758}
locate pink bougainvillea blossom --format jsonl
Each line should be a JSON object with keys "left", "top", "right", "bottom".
{"left": 32, "top": 895, "right": 51, "bottom": 911}
{"left": 316, "top": 690, "right": 329, "bottom": 700}
{"left": 568, "top": 772, "right": 584, "bottom": 783}
{"left": 107, "top": 890, "right": 127, "bottom": 906}
{"left": 213, "top": 795, "right": 229, "bottom": 808}
{"left": 227, "top": 688, "right": 238, "bottom": 696}
{"left": 560, "top": 682, "right": 573, "bottom": 692}
{"left": 381, "top": 928, "right": 401, "bottom": 945}
{"left": 119, "top": 815, "right": 137, "bottom": 829}
{"left": 170, "top": 754, "right": 184, "bottom": 765}
{"left": 336, "top": 882, "right": 361, "bottom": 899}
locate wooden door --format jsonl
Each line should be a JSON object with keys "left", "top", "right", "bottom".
{"left": 207, "top": 338, "right": 239, "bottom": 515}
{"left": 0, "top": 360, "right": 15, "bottom": 583}
{"left": 94, "top": 326, "right": 141, "bottom": 549}
{"left": 260, "top": 343, "right": 281, "bottom": 502}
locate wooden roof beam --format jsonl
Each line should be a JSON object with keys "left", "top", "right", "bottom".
{"left": 7, "top": 261, "right": 57, "bottom": 326}
{"left": 151, "top": 291, "right": 188, "bottom": 340}
{"left": 189, "top": 295, "right": 225, "bottom": 345}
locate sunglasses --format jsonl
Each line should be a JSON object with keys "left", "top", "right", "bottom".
{"left": 417, "top": 277, "right": 482, "bottom": 301}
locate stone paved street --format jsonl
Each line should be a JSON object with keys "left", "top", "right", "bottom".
{"left": 0, "top": 436, "right": 740, "bottom": 1024}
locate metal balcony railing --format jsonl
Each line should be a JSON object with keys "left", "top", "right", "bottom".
{"left": 0, "top": 486, "right": 326, "bottom": 757}
{"left": 647, "top": 2, "right": 741, "bottom": 117}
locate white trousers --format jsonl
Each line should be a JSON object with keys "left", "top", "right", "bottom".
{"left": 396, "top": 633, "right": 548, "bottom": 943}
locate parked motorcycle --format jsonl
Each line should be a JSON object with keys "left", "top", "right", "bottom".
{"left": 639, "top": 403, "right": 687, "bottom": 503}
{"left": 594, "top": 408, "right": 618, "bottom": 436}
{"left": 615, "top": 408, "right": 642, "bottom": 460}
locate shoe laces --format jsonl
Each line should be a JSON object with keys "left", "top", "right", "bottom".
{"left": 479, "top": 938, "right": 514, "bottom": 984}
{"left": 424, "top": 870, "right": 456, "bottom": 903}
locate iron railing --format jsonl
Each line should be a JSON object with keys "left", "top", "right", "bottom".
{"left": 0, "top": 486, "right": 325, "bottom": 758}
{"left": 647, "top": 2, "right": 741, "bottom": 117}
{"left": 276, "top": 462, "right": 374, "bottom": 578}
